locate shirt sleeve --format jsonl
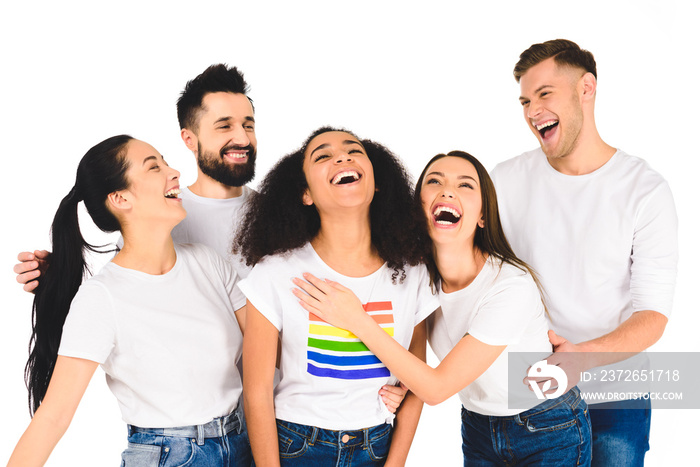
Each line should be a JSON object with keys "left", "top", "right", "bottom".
{"left": 412, "top": 266, "right": 440, "bottom": 326}
{"left": 208, "top": 245, "right": 247, "bottom": 312}
{"left": 467, "top": 274, "right": 543, "bottom": 346}
{"left": 630, "top": 181, "right": 678, "bottom": 317}
{"left": 58, "top": 281, "right": 117, "bottom": 364}
{"left": 237, "top": 261, "right": 285, "bottom": 331}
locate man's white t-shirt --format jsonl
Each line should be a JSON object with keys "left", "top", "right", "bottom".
{"left": 491, "top": 148, "right": 678, "bottom": 399}
{"left": 58, "top": 243, "right": 246, "bottom": 428}
{"left": 172, "top": 186, "right": 253, "bottom": 277}
{"left": 427, "top": 256, "right": 551, "bottom": 416}
{"left": 238, "top": 243, "right": 439, "bottom": 431}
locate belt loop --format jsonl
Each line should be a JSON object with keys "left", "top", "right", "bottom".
{"left": 309, "top": 426, "right": 318, "bottom": 446}
{"left": 234, "top": 409, "right": 243, "bottom": 435}
{"left": 196, "top": 424, "right": 205, "bottom": 446}
{"left": 363, "top": 428, "right": 369, "bottom": 449}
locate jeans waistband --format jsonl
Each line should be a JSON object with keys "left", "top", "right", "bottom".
{"left": 462, "top": 387, "right": 583, "bottom": 422}
{"left": 276, "top": 419, "right": 391, "bottom": 448}
{"left": 128, "top": 408, "right": 242, "bottom": 444}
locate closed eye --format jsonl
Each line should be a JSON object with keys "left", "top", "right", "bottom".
{"left": 314, "top": 154, "right": 330, "bottom": 163}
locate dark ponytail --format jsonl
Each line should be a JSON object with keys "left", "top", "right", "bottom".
{"left": 26, "top": 135, "right": 133, "bottom": 415}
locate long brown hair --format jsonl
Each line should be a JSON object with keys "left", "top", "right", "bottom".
{"left": 415, "top": 151, "right": 548, "bottom": 307}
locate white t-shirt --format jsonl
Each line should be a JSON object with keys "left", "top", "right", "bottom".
{"left": 427, "top": 256, "right": 551, "bottom": 416}
{"left": 491, "top": 148, "right": 678, "bottom": 398}
{"left": 58, "top": 243, "right": 246, "bottom": 428}
{"left": 238, "top": 243, "right": 439, "bottom": 430}
{"left": 171, "top": 186, "right": 253, "bottom": 278}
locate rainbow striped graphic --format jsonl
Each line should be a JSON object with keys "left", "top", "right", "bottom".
{"left": 307, "top": 301, "right": 394, "bottom": 380}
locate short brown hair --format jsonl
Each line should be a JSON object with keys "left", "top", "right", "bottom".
{"left": 513, "top": 39, "right": 597, "bottom": 82}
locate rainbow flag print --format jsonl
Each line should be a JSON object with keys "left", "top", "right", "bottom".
{"left": 307, "top": 301, "right": 394, "bottom": 380}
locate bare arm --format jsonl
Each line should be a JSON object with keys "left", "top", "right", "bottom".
{"left": 541, "top": 310, "right": 668, "bottom": 392}
{"left": 384, "top": 321, "right": 425, "bottom": 466}
{"left": 13, "top": 250, "right": 51, "bottom": 293}
{"left": 8, "top": 356, "right": 99, "bottom": 466}
{"left": 293, "top": 274, "right": 506, "bottom": 406}
{"left": 234, "top": 305, "right": 246, "bottom": 335}
{"left": 242, "top": 299, "right": 281, "bottom": 467}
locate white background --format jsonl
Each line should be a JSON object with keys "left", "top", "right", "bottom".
{"left": 1, "top": 1, "right": 697, "bottom": 465}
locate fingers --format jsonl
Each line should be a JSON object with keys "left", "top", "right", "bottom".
{"left": 23, "top": 280, "right": 39, "bottom": 293}
{"left": 33, "top": 250, "right": 51, "bottom": 259}
{"left": 17, "top": 251, "right": 36, "bottom": 262}
{"left": 14, "top": 260, "right": 39, "bottom": 276}
{"left": 380, "top": 385, "right": 406, "bottom": 413}
{"left": 548, "top": 329, "right": 567, "bottom": 347}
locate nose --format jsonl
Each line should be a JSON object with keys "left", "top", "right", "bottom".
{"left": 334, "top": 153, "right": 353, "bottom": 164}
{"left": 230, "top": 124, "right": 251, "bottom": 146}
{"left": 440, "top": 188, "right": 455, "bottom": 199}
{"left": 527, "top": 99, "right": 542, "bottom": 120}
{"left": 169, "top": 166, "right": 180, "bottom": 180}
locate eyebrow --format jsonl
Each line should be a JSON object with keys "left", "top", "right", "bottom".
{"left": 519, "top": 84, "right": 554, "bottom": 101}
{"left": 426, "top": 171, "right": 478, "bottom": 183}
{"left": 142, "top": 155, "right": 159, "bottom": 166}
{"left": 308, "top": 140, "right": 363, "bottom": 158}
{"left": 213, "top": 115, "right": 255, "bottom": 125}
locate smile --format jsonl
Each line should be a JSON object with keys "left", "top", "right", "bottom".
{"left": 535, "top": 119, "right": 558, "bottom": 139}
{"left": 432, "top": 205, "right": 462, "bottom": 225}
{"left": 331, "top": 170, "right": 361, "bottom": 185}
{"left": 164, "top": 187, "right": 181, "bottom": 199}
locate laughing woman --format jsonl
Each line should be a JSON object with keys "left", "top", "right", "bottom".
{"left": 8, "top": 136, "right": 250, "bottom": 466}
{"left": 234, "top": 127, "right": 439, "bottom": 466}
{"left": 295, "top": 152, "right": 592, "bottom": 466}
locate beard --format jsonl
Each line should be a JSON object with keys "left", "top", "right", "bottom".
{"left": 197, "top": 141, "right": 256, "bottom": 187}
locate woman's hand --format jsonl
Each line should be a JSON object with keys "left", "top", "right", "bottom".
{"left": 292, "top": 273, "right": 372, "bottom": 334}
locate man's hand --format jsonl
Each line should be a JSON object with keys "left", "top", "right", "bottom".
{"left": 524, "top": 330, "right": 591, "bottom": 395}
{"left": 14, "top": 250, "right": 50, "bottom": 293}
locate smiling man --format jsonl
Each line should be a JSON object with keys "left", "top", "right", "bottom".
{"left": 16, "top": 64, "right": 257, "bottom": 285}
{"left": 491, "top": 39, "right": 678, "bottom": 466}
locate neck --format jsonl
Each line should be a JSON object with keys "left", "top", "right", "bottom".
{"left": 189, "top": 171, "right": 243, "bottom": 199}
{"left": 548, "top": 118, "right": 616, "bottom": 176}
{"left": 311, "top": 209, "right": 382, "bottom": 277}
{"left": 113, "top": 223, "right": 178, "bottom": 275}
{"left": 433, "top": 239, "right": 487, "bottom": 293}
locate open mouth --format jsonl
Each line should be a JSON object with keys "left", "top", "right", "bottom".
{"left": 433, "top": 205, "right": 462, "bottom": 225}
{"left": 536, "top": 120, "right": 559, "bottom": 140}
{"left": 164, "top": 188, "right": 181, "bottom": 199}
{"left": 331, "top": 170, "right": 361, "bottom": 185}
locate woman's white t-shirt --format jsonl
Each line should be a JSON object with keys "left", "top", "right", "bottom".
{"left": 427, "top": 256, "right": 551, "bottom": 416}
{"left": 58, "top": 243, "right": 246, "bottom": 428}
{"left": 238, "top": 243, "right": 439, "bottom": 430}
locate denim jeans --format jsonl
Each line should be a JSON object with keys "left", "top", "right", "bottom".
{"left": 589, "top": 397, "right": 651, "bottom": 467}
{"left": 120, "top": 409, "right": 252, "bottom": 466}
{"left": 268, "top": 419, "right": 392, "bottom": 466}
{"left": 461, "top": 387, "right": 591, "bottom": 466}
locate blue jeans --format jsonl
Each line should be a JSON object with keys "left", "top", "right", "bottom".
{"left": 269, "top": 419, "right": 393, "bottom": 466}
{"left": 461, "top": 387, "right": 591, "bottom": 466}
{"left": 121, "top": 410, "right": 252, "bottom": 466}
{"left": 589, "top": 397, "right": 651, "bottom": 467}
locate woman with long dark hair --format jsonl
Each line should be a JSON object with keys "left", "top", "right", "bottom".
{"left": 234, "top": 127, "right": 439, "bottom": 466}
{"left": 8, "top": 136, "right": 250, "bottom": 466}
{"left": 295, "top": 151, "right": 592, "bottom": 465}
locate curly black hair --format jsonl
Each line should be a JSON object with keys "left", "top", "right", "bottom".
{"left": 233, "top": 127, "right": 423, "bottom": 283}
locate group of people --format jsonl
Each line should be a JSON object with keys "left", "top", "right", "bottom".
{"left": 8, "top": 38, "right": 677, "bottom": 467}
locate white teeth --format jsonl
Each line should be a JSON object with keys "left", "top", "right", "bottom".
{"left": 433, "top": 206, "right": 461, "bottom": 218}
{"left": 536, "top": 120, "right": 558, "bottom": 131}
{"left": 225, "top": 151, "right": 247, "bottom": 159}
{"left": 165, "top": 188, "right": 181, "bottom": 198}
{"left": 331, "top": 171, "right": 360, "bottom": 185}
